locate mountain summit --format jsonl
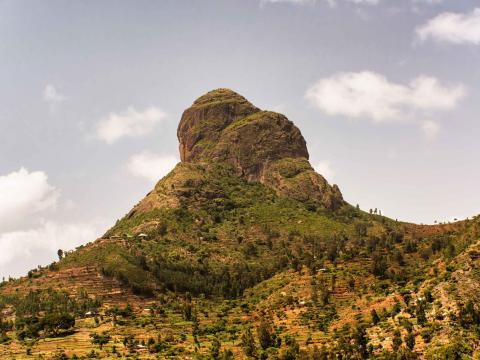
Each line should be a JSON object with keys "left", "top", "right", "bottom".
{"left": 177, "top": 88, "right": 343, "bottom": 209}
{"left": 131, "top": 89, "right": 343, "bottom": 218}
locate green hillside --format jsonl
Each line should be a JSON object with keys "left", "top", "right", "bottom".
{"left": 1, "top": 89, "right": 479, "bottom": 359}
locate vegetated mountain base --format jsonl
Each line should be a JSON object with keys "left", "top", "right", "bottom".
{"left": 1, "top": 89, "right": 480, "bottom": 359}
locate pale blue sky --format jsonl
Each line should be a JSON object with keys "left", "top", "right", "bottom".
{"left": 1, "top": 0, "right": 479, "bottom": 278}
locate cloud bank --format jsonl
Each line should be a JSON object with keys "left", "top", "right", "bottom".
{"left": 0, "top": 168, "right": 103, "bottom": 279}
{"left": 305, "top": 71, "right": 465, "bottom": 123}
{"left": 0, "top": 221, "right": 102, "bottom": 278}
{"left": 0, "top": 168, "right": 59, "bottom": 232}
{"left": 96, "top": 106, "right": 166, "bottom": 144}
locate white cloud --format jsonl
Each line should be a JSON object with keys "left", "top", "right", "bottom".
{"left": 43, "top": 84, "right": 66, "bottom": 104}
{"left": 0, "top": 168, "right": 59, "bottom": 232}
{"left": 261, "top": 0, "right": 379, "bottom": 5}
{"left": 263, "top": 0, "right": 438, "bottom": 5}
{"left": 413, "top": 0, "right": 442, "bottom": 3}
{"left": 421, "top": 120, "right": 440, "bottom": 141}
{"left": 313, "top": 160, "right": 335, "bottom": 183}
{"left": 417, "top": 8, "right": 480, "bottom": 44}
{"left": 346, "top": 0, "right": 379, "bottom": 4}
{"left": 96, "top": 106, "right": 166, "bottom": 144}
{"left": 261, "top": 0, "right": 315, "bottom": 3}
{"left": 305, "top": 71, "right": 465, "bottom": 123}
{"left": 0, "top": 168, "right": 105, "bottom": 279}
{"left": 127, "top": 151, "right": 178, "bottom": 182}
{"left": 0, "top": 221, "right": 103, "bottom": 278}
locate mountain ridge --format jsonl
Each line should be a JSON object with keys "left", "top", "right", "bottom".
{"left": 1, "top": 89, "right": 479, "bottom": 359}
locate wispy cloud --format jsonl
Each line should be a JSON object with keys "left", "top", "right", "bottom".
{"left": 126, "top": 151, "right": 178, "bottom": 182}
{"left": 421, "top": 120, "right": 440, "bottom": 141}
{"left": 43, "top": 84, "right": 67, "bottom": 103}
{"left": 305, "top": 71, "right": 465, "bottom": 123}
{"left": 417, "top": 8, "right": 480, "bottom": 44}
{"left": 43, "top": 84, "right": 67, "bottom": 113}
{"left": 95, "top": 106, "right": 166, "bottom": 144}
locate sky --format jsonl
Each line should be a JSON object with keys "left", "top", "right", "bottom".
{"left": 1, "top": 0, "right": 479, "bottom": 279}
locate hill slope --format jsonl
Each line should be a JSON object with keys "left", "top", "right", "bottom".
{"left": 1, "top": 89, "right": 480, "bottom": 359}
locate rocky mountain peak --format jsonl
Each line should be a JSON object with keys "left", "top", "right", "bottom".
{"left": 176, "top": 88, "right": 343, "bottom": 210}
{"left": 177, "top": 88, "right": 260, "bottom": 163}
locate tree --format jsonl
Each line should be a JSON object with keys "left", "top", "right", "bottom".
{"left": 220, "top": 349, "right": 234, "bottom": 360}
{"left": 348, "top": 277, "right": 355, "bottom": 292}
{"left": 405, "top": 332, "right": 415, "bottom": 351}
{"left": 392, "top": 330, "right": 402, "bottom": 352}
{"left": 416, "top": 302, "right": 426, "bottom": 325}
{"left": 57, "top": 249, "right": 63, "bottom": 260}
{"left": 424, "top": 289, "right": 433, "bottom": 303}
{"left": 209, "top": 337, "right": 221, "bottom": 359}
{"left": 157, "top": 222, "right": 167, "bottom": 236}
{"left": 192, "top": 312, "right": 199, "bottom": 342}
{"left": 353, "top": 326, "right": 369, "bottom": 359}
{"left": 459, "top": 300, "right": 480, "bottom": 327}
{"left": 312, "top": 345, "right": 328, "bottom": 360}
{"left": 354, "top": 221, "right": 368, "bottom": 237}
{"left": 446, "top": 243, "right": 456, "bottom": 258}
{"left": 330, "top": 274, "right": 337, "bottom": 292}
{"left": 372, "top": 252, "right": 387, "bottom": 278}
{"left": 183, "top": 299, "right": 193, "bottom": 321}
{"left": 311, "top": 282, "right": 318, "bottom": 305}
{"left": 371, "top": 309, "right": 380, "bottom": 325}
{"left": 42, "top": 312, "right": 75, "bottom": 336}
{"left": 404, "top": 240, "right": 417, "bottom": 253}
{"left": 281, "top": 335, "right": 299, "bottom": 360}
{"left": 241, "top": 327, "right": 256, "bottom": 358}
{"left": 90, "top": 331, "right": 111, "bottom": 350}
{"left": 326, "top": 242, "right": 338, "bottom": 262}
{"left": 319, "top": 280, "right": 329, "bottom": 306}
{"left": 257, "top": 316, "right": 277, "bottom": 350}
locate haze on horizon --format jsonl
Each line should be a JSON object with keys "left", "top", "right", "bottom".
{"left": 1, "top": 0, "right": 479, "bottom": 279}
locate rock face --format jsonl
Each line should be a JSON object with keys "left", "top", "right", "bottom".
{"left": 177, "top": 88, "right": 344, "bottom": 210}
{"left": 178, "top": 89, "right": 260, "bottom": 163}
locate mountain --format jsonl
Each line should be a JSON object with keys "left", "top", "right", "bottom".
{"left": 1, "top": 89, "right": 480, "bottom": 359}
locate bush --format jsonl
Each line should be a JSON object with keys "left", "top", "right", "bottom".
{"left": 90, "top": 331, "right": 111, "bottom": 349}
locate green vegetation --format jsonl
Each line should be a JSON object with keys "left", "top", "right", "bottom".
{"left": 1, "top": 172, "right": 479, "bottom": 358}
{"left": 2, "top": 89, "right": 480, "bottom": 358}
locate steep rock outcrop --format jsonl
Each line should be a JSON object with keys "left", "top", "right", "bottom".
{"left": 176, "top": 88, "right": 344, "bottom": 210}
{"left": 178, "top": 89, "right": 260, "bottom": 162}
